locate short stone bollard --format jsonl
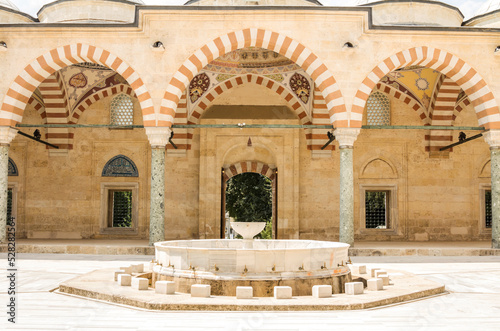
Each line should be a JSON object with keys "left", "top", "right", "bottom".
{"left": 191, "top": 284, "right": 211, "bottom": 298}
{"left": 374, "top": 270, "right": 387, "bottom": 278}
{"left": 345, "top": 282, "right": 364, "bottom": 295}
{"left": 132, "top": 264, "right": 144, "bottom": 273}
{"left": 155, "top": 281, "right": 175, "bottom": 295}
{"left": 114, "top": 270, "right": 126, "bottom": 281}
{"left": 274, "top": 286, "right": 292, "bottom": 299}
{"left": 312, "top": 285, "right": 332, "bottom": 298}
{"left": 118, "top": 274, "right": 132, "bottom": 286}
{"left": 120, "top": 266, "right": 133, "bottom": 274}
{"left": 349, "top": 265, "right": 367, "bottom": 274}
{"left": 132, "top": 277, "right": 149, "bottom": 290}
{"left": 378, "top": 275, "right": 390, "bottom": 286}
{"left": 236, "top": 286, "right": 253, "bottom": 299}
{"left": 367, "top": 278, "right": 383, "bottom": 291}
{"left": 370, "top": 268, "right": 381, "bottom": 277}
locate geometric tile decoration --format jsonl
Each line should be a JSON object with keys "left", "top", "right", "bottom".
{"left": 102, "top": 155, "right": 138, "bottom": 177}
{"left": 110, "top": 94, "right": 134, "bottom": 126}
{"left": 8, "top": 158, "right": 18, "bottom": 176}
{"left": 366, "top": 92, "right": 390, "bottom": 126}
{"left": 289, "top": 72, "right": 311, "bottom": 104}
{"left": 189, "top": 73, "right": 210, "bottom": 103}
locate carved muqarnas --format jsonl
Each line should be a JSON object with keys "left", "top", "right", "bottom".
{"left": 102, "top": 155, "right": 138, "bottom": 177}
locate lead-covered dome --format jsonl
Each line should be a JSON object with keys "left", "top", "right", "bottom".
{"left": 38, "top": 0, "right": 144, "bottom": 24}
{"left": 0, "top": 0, "right": 35, "bottom": 23}
{"left": 184, "top": 0, "right": 321, "bottom": 6}
{"left": 464, "top": 0, "right": 500, "bottom": 28}
{"left": 357, "top": 0, "right": 463, "bottom": 27}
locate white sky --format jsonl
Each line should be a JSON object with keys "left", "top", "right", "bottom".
{"left": 9, "top": 0, "right": 488, "bottom": 20}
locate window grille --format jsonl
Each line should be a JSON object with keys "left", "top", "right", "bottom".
{"left": 365, "top": 191, "right": 388, "bottom": 229}
{"left": 110, "top": 94, "right": 134, "bottom": 126}
{"left": 109, "top": 190, "right": 132, "bottom": 228}
{"left": 367, "top": 92, "right": 390, "bottom": 126}
{"left": 485, "top": 190, "right": 492, "bottom": 229}
{"left": 7, "top": 188, "right": 12, "bottom": 221}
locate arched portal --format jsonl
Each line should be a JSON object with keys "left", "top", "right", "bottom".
{"left": 351, "top": 46, "right": 500, "bottom": 129}
{"left": 161, "top": 28, "right": 346, "bottom": 127}
{"left": 222, "top": 161, "right": 277, "bottom": 239}
{"left": 0, "top": 44, "right": 156, "bottom": 127}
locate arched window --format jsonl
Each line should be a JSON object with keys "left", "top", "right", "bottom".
{"left": 366, "top": 92, "right": 390, "bottom": 126}
{"left": 110, "top": 94, "right": 134, "bottom": 126}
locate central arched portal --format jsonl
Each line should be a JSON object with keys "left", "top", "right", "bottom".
{"left": 222, "top": 162, "right": 277, "bottom": 239}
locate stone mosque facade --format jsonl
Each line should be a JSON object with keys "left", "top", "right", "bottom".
{"left": 0, "top": 0, "right": 500, "bottom": 248}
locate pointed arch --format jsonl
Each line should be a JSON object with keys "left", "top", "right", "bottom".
{"left": 0, "top": 44, "right": 155, "bottom": 127}
{"left": 223, "top": 161, "right": 276, "bottom": 181}
{"left": 161, "top": 28, "right": 345, "bottom": 127}
{"left": 189, "top": 74, "right": 310, "bottom": 124}
{"left": 69, "top": 84, "right": 136, "bottom": 124}
{"left": 352, "top": 47, "right": 500, "bottom": 129}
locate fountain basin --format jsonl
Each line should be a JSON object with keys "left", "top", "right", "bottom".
{"left": 153, "top": 239, "right": 351, "bottom": 296}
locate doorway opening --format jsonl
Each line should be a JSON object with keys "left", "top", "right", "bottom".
{"left": 221, "top": 171, "right": 277, "bottom": 239}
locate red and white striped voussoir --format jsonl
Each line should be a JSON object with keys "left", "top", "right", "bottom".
{"left": 224, "top": 161, "right": 276, "bottom": 181}
{"left": 162, "top": 28, "right": 345, "bottom": 128}
{"left": 189, "top": 74, "right": 310, "bottom": 124}
{"left": 69, "top": 84, "right": 136, "bottom": 124}
{"left": 352, "top": 46, "right": 500, "bottom": 129}
{"left": 0, "top": 44, "right": 155, "bottom": 127}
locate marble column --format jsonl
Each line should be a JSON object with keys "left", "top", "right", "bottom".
{"left": 0, "top": 127, "right": 17, "bottom": 244}
{"left": 483, "top": 130, "right": 500, "bottom": 249}
{"left": 334, "top": 128, "right": 360, "bottom": 247}
{"left": 145, "top": 127, "right": 171, "bottom": 246}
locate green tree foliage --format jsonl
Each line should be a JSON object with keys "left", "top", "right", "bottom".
{"left": 226, "top": 173, "right": 272, "bottom": 224}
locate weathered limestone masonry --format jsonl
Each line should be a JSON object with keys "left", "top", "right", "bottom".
{"left": 0, "top": 127, "right": 16, "bottom": 243}
{"left": 484, "top": 130, "right": 500, "bottom": 249}
{"left": 335, "top": 128, "right": 360, "bottom": 246}
{"left": 146, "top": 127, "right": 171, "bottom": 245}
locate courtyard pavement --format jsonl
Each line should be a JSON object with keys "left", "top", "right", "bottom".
{"left": 0, "top": 253, "right": 499, "bottom": 330}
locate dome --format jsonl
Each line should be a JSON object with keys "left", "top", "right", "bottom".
{"left": 38, "top": 0, "right": 142, "bottom": 24}
{"left": 184, "top": 0, "right": 322, "bottom": 6}
{"left": 0, "top": 0, "right": 19, "bottom": 11}
{"left": 475, "top": 1, "right": 500, "bottom": 17}
{"left": 0, "top": 0, "right": 35, "bottom": 23}
{"left": 356, "top": 0, "right": 463, "bottom": 27}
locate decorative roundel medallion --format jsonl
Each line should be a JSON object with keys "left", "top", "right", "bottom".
{"left": 290, "top": 73, "right": 311, "bottom": 104}
{"left": 189, "top": 73, "right": 210, "bottom": 103}
{"left": 69, "top": 73, "right": 88, "bottom": 88}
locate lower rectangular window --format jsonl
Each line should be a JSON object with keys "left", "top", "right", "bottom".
{"left": 365, "top": 191, "right": 389, "bottom": 229}
{"left": 101, "top": 183, "right": 138, "bottom": 234}
{"left": 7, "top": 188, "right": 12, "bottom": 221}
{"left": 108, "top": 190, "right": 132, "bottom": 228}
{"left": 485, "top": 190, "right": 492, "bottom": 229}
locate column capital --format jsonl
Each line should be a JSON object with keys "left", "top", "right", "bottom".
{"left": 0, "top": 126, "right": 17, "bottom": 145}
{"left": 483, "top": 129, "right": 500, "bottom": 149}
{"left": 334, "top": 128, "right": 361, "bottom": 148}
{"left": 145, "top": 127, "right": 172, "bottom": 148}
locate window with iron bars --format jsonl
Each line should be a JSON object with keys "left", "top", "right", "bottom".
{"left": 485, "top": 190, "right": 492, "bottom": 229}
{"left": 7, "top": 188, "right": 12, "bottom": 221}
{"left": 108, "top": 190, "right": 132, "bottom": 228}
{"left": 365, "top": 191, "right": 389, "bottom": 229}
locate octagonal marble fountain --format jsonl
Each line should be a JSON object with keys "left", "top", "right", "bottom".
{"left": 152, "top": 224, "right": 351, "bottom": 297}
